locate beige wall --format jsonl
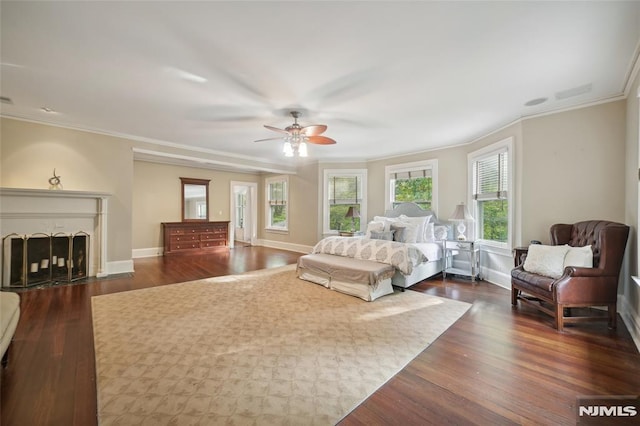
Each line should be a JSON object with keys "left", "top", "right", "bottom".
{"left": 0, "top": 98, "right": 632, "bottom": 284}
{"left": 521, "top": 100, "right": 627, "bottom": 244}
{"left": 133, "top": 161, "right": 261, "bottom": 250}
{"left": 366, "top": 146, "right": 468, "bottom": 222}
{"left": 624, "top": 69, "right": 640, "bottom": 335}
{"left": 259, "top": 163, "right": 320, "bottom": 248}
{"left": 0, "top": 118, "right": 134, "bottom": 264}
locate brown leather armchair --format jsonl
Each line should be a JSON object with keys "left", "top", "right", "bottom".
{"left": 511, "top": 220, "right": 629, "bottom": 331}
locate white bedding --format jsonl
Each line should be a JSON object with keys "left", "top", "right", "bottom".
{"left": 307, "top": 203, "right": 451, "bottom": 292}
{"left": 411, "top": 242, "right": 443, "bottom": 262}
{"left": 311, "top": 236, "right": 427, "bottom": 275}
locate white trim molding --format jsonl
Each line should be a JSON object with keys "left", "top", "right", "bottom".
{"left": 0, "top": 187, "right": 111, "bottom": 281}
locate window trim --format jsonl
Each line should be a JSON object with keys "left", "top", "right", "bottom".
{"left": 322, "top": 169, "right": 367, "bottom": 234}
{"left": 467, "top": 137, "right": 514, "bottom": 249}
{"left": 265, "top": 175, "right": 289, "bottom": 232}
{"left": 384, "top": 159, "right": 438, "bottom": 215}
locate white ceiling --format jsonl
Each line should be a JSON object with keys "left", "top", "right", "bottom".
{"left": 2, "top": 1, "right": 639, "bottom": 172}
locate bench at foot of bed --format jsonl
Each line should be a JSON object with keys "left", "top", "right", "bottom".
{"left": 296, "top": 253, "right": 396, "bottom": 301}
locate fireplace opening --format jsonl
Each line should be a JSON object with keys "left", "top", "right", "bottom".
{"left": 2, "top": 232, "right": 90, "bottom": 288}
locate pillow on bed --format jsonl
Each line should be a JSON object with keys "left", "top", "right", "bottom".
{"left": 365, "top": 221, "right": 385, "bottom": 238}
{"left": 423, "top": 222, "right": 435, "bottom": 242}
{"left": 370, "top": 230, "right": 395, "bottom": 241}
{"left": 390, "top": 223, "right": 407, "bottom": 242}
{"left": 373, "top": 216, "right": 402, "bottom": 231}
{"left": 398, "top": 214, "right": 432, "bottom": 243}
{"left": 434, "top": 225, "right": 449, "bottom": 241}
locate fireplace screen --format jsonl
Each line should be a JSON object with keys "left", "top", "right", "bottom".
{"left": 2, "top": 232, "right": 90, "bottom": 288}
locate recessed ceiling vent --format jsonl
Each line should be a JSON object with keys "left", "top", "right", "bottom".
{"left": 555, "top": 83, "right": 592, "bottom": 100}
{"left": 524, "top": 97, "right": 547, "bottom": 107}
{"left": 0, "top": 96, "right": 13, "bottom": 104}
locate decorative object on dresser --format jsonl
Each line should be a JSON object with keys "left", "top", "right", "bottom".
{"left": 162, "top": 221, "right": 230, "bottom": 255}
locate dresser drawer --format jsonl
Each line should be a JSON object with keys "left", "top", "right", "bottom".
{"left": 200, "top": 233, "right": 219, "bottom": 241}
{"left": 171, "top": 234, "right": 199, "bottom": 243}
{"left": 202, "top": 240, "right": 226, "bottom": 248}
{"left": 171, "top": 242, "right": 200, "bottom": 251}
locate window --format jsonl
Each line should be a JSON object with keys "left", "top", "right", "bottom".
{"left": 385, "top": 160, "right": 438, "bottom": 212}
{"left": 265, "top": 176, "right": 288, "bottom": 231}
{"left": 235, "top": 192, "right": 246, "bottom": 228}
{"left": 323, "top": 170, "right": 367, "bottom": 234}
{"left": 196, "top": 202, "right": 207, "bottom": 219}
{"left": 469, "top": 138, "right": 513, "bottom": 246}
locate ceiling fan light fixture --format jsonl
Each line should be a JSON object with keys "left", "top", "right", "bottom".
{"left": 298, "top": 142, "right": 308, "bottom": 157}
{"left": 256, "top": 110, "right": 336, "bottom": 157}
{"left": 283, "top": 141, "right": 294, "bottom": 157}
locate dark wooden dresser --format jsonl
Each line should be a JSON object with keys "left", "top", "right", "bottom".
{"left": 162, "top": 221, "right": 230, "bottom": 255}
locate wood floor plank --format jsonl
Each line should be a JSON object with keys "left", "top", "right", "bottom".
{"left": 1, "top": 247, "right": 639, "bottom": 426}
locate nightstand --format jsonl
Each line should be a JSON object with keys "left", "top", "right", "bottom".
{"left": 442, "top": 239, "right": 480, "bottom": 282}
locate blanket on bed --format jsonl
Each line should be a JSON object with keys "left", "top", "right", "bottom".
{"left": 311, "top": 236, "right": 427, "bottom": 275}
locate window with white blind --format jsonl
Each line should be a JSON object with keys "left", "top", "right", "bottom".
{"left": 323, "top": 170, "right": 367, "bottom": 234}
{"left": 468, "top": 138, "right": 513, "bottom": 246}
{"left": 265, "top": 176, "right": 288, "bottom": 231}
{"left": 385, "top": 160, "right": 438, "bottom": 212}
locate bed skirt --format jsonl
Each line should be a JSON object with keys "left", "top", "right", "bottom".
{"left": 296, "top": 253, "right": 395, "bottom": 301}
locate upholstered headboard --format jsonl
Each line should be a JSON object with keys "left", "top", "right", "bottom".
{"left": 384, "top": 202, "right": 438, "bottom": 222}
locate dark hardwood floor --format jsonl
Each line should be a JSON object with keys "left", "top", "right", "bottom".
{"left": 1, "top": 246, "right": 639, "bottom": 425}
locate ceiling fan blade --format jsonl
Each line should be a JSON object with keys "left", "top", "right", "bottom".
{"left": 254, "top": 137, "right": 284, "bottom": 143}
{"left": 307, "top": 135, "right": 337, "bottom": 145}
{"left": 264, "top": 125, "right": 290, "bottom": 135}
{"left": 301, "top": 124, "right": 327, "bottom": 136}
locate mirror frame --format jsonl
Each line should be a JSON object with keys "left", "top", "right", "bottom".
{"left": 180, "top": 177, "right": 210, "bottom": 222}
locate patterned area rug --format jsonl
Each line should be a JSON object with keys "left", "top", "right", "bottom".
{"left": 92, "top": 265, "right": 471, "bottom": 425}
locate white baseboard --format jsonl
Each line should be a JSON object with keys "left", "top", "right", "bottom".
{"left": 132, "top": 247, "right": 163, "bottom": 258}
{"left": 256, "top": 239, "right": 312, "bottom": 254}
{"left": 107, "top": 260, "right": 134, "bottom": 275}
{"left": 480, "top": 267, "right": 511, "bottom": 289}
{"left": 619, "top": 294, "right": 640, "bottom": 352}
{"left": 451, "top": 259, "right": 511, "bottom": 289}
{"left": 133, "top": 242, "right": 310, "bottom": 258}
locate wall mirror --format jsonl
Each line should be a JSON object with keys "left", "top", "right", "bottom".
{"left": 181, "top": 177, "right": 210, "bottom": 222}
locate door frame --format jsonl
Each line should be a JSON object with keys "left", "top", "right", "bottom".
{"left": 230, "top": 181, "right": 258, "bottom": 248}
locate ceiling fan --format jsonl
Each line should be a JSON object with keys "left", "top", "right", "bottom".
{"left": 255, "top": 111, "right": 336, "bottom": 157}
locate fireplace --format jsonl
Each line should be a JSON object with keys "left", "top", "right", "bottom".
{"left": 2, "top": 232, "right": 90, "bottom": 287}
{"left": 0, "top": 188, "right": 109, "bottom": 288}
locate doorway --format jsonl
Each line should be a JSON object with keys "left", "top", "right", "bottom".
{"left": 230, "top": 181, "right": 258, "bottom": 248}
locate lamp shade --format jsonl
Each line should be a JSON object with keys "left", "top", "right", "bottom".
{"left": 449, "top": 202, "right": 474, "bottom": 221}
{"left": 345, "top": 206, "right": 360, "bottom": 218}
{"left": 449, "top": 202, "right": 473, "bottom": 240}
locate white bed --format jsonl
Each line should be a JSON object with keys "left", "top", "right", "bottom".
{"left": 381, "top": 203, "right": 449, "bottom": 288}
{"left": 297, "top": 203, "right": 449, "bottom": 300}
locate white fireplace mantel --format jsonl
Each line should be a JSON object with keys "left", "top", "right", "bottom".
{"left": 0, "top": 187, "right": 111, "bottom": 279}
